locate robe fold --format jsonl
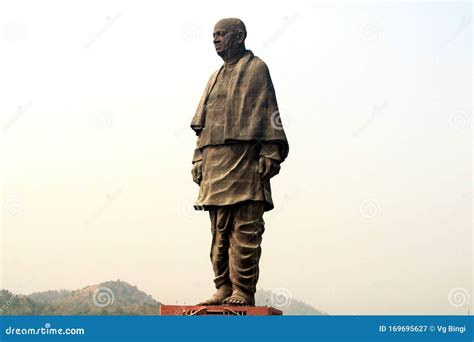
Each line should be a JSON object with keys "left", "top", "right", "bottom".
{"left": 191, "top": 50, "right": 289, "bottom": 212}
{"left": 190, "top": 50, "right": 289, "bottom": 161}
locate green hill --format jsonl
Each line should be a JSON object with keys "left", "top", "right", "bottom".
{"left": 1, "top": 280, "right": 326, "bottom": 315}
{"left": 1, "top": 280, "right": 161, "bottom": 315}
{"left": 255, "top": 289, "right": 328, "bottom": 315}
{"left": 0, "top": 290, "right": 46, "bottom": 315}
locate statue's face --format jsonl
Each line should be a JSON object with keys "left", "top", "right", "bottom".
{"left": 213, "top": 21, "right": 244, "bottom": 59}
{"left": 213, "top": 26, "right": 236, "bottom": 57}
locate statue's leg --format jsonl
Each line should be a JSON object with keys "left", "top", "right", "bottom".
{"left": 224, "top": 201, "right": 265, "bottom": 306}
{"left": 196, "top": 206, "right": 232, "bottom": 305}
{"left": 210, "top": 206, "right": 232, "bottom": 289}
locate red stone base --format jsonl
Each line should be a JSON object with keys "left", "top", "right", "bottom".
{"left": 160, "top": 305, "right": 282, "bottom": 316}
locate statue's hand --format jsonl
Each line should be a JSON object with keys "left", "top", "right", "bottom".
{"left": 258, "top": 156, "right": 281, "bottom": 182}
{"left": 191, "top": 160, "right": 203, "bottom": 185}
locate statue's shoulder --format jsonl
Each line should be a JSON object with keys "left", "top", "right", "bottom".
{"left": 204, "top": 68, "right": 222, "bottom": 88}
{"left": 247, "top": 55, "right": 270, "bottom": 76}
{"left": 247, "top": 53, "right": 264, "bottom": 65}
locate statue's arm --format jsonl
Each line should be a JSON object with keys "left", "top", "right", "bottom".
{"left": 191, "top": 146, "right": 203, "bottom": 185}
{"left": 258, "top": 142, "right": 282, "bottom": 181}
{"left": 192, "top": 148, "right": 202, "bottom": 164}
{"left": 259, "top": 141, "right": 282, "bottom": 163}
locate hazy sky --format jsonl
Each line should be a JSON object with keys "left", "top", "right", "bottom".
{"left": 0, "top": 0, "right": 471, "bottom": 315}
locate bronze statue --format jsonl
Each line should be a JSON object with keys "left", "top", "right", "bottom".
{"left": 190, "top": 18, "right": 289, "bottom": 306}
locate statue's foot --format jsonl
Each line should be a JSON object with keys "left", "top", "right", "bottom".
{"left": 196, "top": 285, "right": 232, "bottom": 306}
{"left": 222, "top": 289, "right": 255, "bottom": 306}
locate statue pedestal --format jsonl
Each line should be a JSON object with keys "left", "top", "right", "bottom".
{"left": 160, "top": 305, "right": 282, "bottom": 316}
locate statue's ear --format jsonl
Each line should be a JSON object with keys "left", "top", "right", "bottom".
{"left": 236, "top": 30, "right": 246, "bottom": 44}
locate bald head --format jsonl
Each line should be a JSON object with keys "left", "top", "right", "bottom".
{"left": 213, "top": 18, "right": 247, "bottom": 61}
{"left": 214, "top": 18, "right": 247, "bottom": 38}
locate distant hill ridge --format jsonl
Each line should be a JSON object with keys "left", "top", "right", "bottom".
{"left": 0, "top": 280, "right": 327, "bottom": 315}
{"left": 1, "top": 280, "right": 160, "bottom": 315}
{"left": 255, "top": 289, "right": 327, "bottom": 315}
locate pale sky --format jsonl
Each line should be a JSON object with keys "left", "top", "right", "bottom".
{"left": 0, "top": 0, "right": 472, "bottom": 315}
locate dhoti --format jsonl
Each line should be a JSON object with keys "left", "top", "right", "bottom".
{"left": 208, "top": 200, "right": 265, "bottom": 295}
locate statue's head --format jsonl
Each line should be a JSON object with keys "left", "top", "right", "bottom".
{"left": 213, "top": 18, "right": 247, "bottom": 60}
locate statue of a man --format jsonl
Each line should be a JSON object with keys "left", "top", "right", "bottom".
{"left": 190, "top": 18, "right": 289, "bottom": 306}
